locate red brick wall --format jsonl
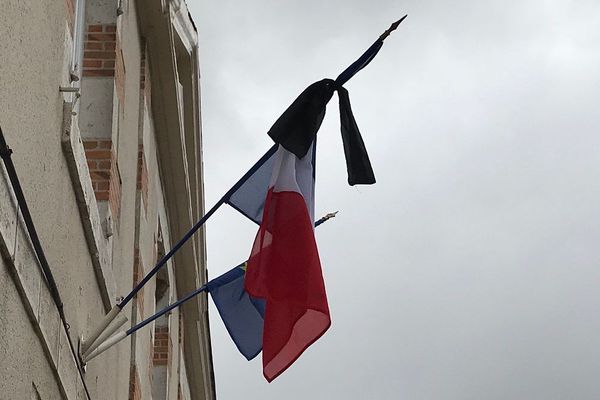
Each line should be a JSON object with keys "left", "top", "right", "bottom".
{"left": 83, "top": 24, "right": 117, "bottom": 77}
{"left": 84, "top": 139, "right": 121, "bottom": 219}
{"left": 128, "top": 364, "right": 141, "bottom": 400}
{"left": 153, "top": 326, "right": 171, "bottom": 366}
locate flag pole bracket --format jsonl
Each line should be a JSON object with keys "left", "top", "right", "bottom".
{"left": 80, "top": 305, "right": 122, "bottom": 355}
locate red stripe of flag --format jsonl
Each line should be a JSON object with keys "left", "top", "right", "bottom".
{"left": 245, "top": 145, "right": 330, "bottom": 382}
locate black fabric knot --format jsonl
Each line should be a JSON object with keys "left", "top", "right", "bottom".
{"left": 267, "top": 78, "right": 376, "bottom": 186}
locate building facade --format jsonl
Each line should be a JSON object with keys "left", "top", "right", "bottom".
{"left": 0, "top": 0, "right": 215, "bottom": 399}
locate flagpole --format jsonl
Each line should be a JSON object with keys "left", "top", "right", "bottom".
{"left": 82, "top": 211, "right": 339, "bottom": 363}
{"left": 119, "top": 143, "right": 279, "bottom": 309}
{"left": 82, "top": 198, "right": 225, "bottom": 354}
{"left": 81, "top": 201, "right": 223, "bottom": 354}
{"left": 81, "top": 203, "right": 226, "bottom": 354}
{"left": 81, "top": 144, "right": 279, "bottom": 354}
{"left": 314, "top": 211, "right": 338, "bottom": 227}
{"left": 108, "top": 14, "right": 408, "bottom": 318}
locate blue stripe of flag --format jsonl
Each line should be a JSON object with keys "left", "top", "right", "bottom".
{"left": 207, "top": 263, "right": 265, "bottom": 360}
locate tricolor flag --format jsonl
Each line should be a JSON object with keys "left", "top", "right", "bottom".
{"left": 213, "top": 17, "right": 405, "bottom": 381}
{"left": 244, "top": 143, "right": 328, "bottom": 382}
{"left": 214, "top": 142, "right": 327, "bottom": 381}
{"left": 221, "top": 56, "right": 380, "bottom": 382}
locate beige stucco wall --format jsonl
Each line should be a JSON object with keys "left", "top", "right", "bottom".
{"left": 0, "top": 0, "right": 212, "bottom": 398}
{"left": 0, "top": 0, "right": 129, "bottom": 398}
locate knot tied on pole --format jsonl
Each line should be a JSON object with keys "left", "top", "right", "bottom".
{"left": 267, "top": 16, "right": 407, "bottom": 186}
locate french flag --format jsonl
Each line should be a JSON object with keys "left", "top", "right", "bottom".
{"left": 244, "top": 143, "right": 330, "bottom": 382}
{"left": 229, "top": 53, "right": 379, "bottom": 379}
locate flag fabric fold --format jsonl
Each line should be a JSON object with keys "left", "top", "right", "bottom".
{"left": 225, "top": 145, "right": 278, "bottom": 225}
{"left": 337, "top": 86, "right": 376, "bottom": 185}
{"left": 207, "top": 262, "right": 266, "bottom": 360}
{"left": 245, "top": 143, "right": 330, "bottom": 382}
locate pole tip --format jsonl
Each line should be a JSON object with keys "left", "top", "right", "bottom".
{"left": 380, "top": 14, "right": 408, "bottom": 41}
{"left": 324, "top": 211, "right": 339, "bottom": 220}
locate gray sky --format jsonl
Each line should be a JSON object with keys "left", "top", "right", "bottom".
{"left": 190, "top": 1, "right": 600, "bottom": 398}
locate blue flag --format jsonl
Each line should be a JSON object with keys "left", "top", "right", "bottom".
{"left": 207, "top": 262, "right": 265, "bottom": 360}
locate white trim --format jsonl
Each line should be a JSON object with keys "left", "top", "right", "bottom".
{"left": 170, "top": 0, "right": 197, "bottom": 53}
{"left": 71, "top": 0, "right": 87, "bottom": 79}
{"left": 61, "top": 102, "right": 116, "bottom": 310}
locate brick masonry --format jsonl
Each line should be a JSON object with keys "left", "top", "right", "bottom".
{"left": 83, "top": 139, "right": 121, "bottom": 219}
{"left": 153, "top": 326, "right": 171, "bottom": 366}
{"left": 83, "top": 24, "right": 117, "bottom": 77}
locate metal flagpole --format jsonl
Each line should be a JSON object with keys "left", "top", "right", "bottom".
{"left": 120, "top": 144, "right": 279, "bottom": 309}
{"left": 82, "top": 212, "right": 339, "bottom": 362}
{"left": 315, "top": 211, "right": 338, "bottom": 227}
{"left": 81, "top": 144, "right": 278, "bottom": 354}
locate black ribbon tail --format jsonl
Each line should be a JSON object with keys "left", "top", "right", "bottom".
{"left": 337, "top": 87, "right": 376, "bottom": 185}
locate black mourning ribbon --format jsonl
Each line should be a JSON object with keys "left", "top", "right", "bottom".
{"left": 268, "top": 40, "right": 386, "bottom": 186}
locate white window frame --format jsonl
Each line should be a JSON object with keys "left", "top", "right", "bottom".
{"left": 71, "top": 0, "right": 87, "bottom": 84}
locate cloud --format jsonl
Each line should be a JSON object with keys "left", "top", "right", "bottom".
{"left": 190, "top": 0, "right": 600, "bottom": 398}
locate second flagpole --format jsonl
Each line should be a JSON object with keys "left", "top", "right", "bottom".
{"left": 82, "top": 211, "right": 339, "bottom": 362}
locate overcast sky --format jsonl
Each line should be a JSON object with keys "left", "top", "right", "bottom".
{"left": 190, "top": 1, "right": 600, "bottom": 398}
